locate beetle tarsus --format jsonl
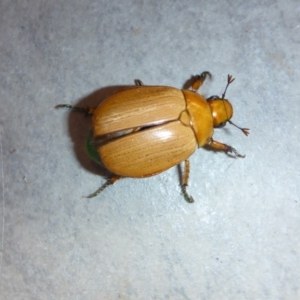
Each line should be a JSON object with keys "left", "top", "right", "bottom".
{"left": 181, "top": 184, "right": 195, "bottom": 203}
{"left": 200, "top": 71, "right": 212, "bottom": 80}
{"left": 191, "top": 71, "right": 212, "bottom": 92}
{"left": 55, "top": 104, "right": 94, "bottom": 115}
{"left": 227, "top": 146, "right": 245, "bottom": 158}
{"left": 85, "top": 179, "right": 113, "bottom": 198}
{"left": 85, "top": 175, "right": 121, "bottom": 198}
{"left": 134, "top": 79, "right": 144, "bottom": 86}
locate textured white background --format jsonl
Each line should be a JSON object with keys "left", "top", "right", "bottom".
{"left": 0, "top": 0, "right": 299, "bottom": 299}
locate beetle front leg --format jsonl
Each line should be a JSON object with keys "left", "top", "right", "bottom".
{"left": 191, "top": 71, "right": 212, "bottom": 92}
{"left": 209, "top": 139, "right": 245, "bottom": 158}
{"left": 85, "top": 175, "right": 121, "bottom": 198}
{"left": 181, "top": 159, "right": 195, "bottom": 203}
{"left": 55, "top": 104, "right": 95, "bottom": 115}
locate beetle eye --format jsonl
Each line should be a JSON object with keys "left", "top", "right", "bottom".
{"left": 216, "top": 122, "right": 226, "bottom": 128}
{"left": 207, "top": 95, "right": 220, "bottom": 101}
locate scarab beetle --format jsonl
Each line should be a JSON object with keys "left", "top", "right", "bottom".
{"left": 56, "top": 72, "right": 249, "bottom": 203}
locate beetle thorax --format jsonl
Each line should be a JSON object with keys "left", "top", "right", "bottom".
{"left": 182, "top": 90, "right": 214, "bottom": 148}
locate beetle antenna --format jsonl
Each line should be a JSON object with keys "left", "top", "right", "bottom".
{"left": 222, "top": 74, "right": 235, "bottom": 99}
{"left": 221, "top": 74, "right": 250, "bottom": 136}
{"left": 228, "top": 120, "right": 250, "bottom": 136}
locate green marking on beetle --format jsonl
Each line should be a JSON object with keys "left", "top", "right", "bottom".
{"left": 85, "top": 131, "right": 101, "bottom": 164}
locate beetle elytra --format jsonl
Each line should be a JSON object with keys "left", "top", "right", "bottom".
{"left": 56, "top": 72, "right": 249, "bottom": 203}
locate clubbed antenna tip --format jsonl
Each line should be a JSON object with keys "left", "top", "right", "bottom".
{"left": 228, "top": 120, "right": 250, "bottom": 136}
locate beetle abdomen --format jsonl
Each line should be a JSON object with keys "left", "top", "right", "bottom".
{"left": 92, "top": 86, "right": 186, "bottom": 136}
{"left": 98, "top": 121, "right": 197, "bottom": 177}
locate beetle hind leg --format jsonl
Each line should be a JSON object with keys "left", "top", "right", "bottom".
{"left": 181, "top": 185, "right": 194, "bottom": 203}
{"left": 85, "top": 175, "right": 121, "bottom": 198}
{"left": 181, "top": 159, "right": 195, "bottom": 203}
{"left": 55, "top": 104, "right": 95, "bottom": 115}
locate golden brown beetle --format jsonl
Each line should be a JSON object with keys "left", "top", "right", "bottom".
{"left": 56, "top": 72, "right": 249, "bottom": 203}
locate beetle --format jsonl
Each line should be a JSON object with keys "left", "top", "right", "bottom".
{"left": 56, "top": 72, "right": 249, "bottom": 203}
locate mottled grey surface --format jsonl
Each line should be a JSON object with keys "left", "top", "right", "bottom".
{"left": 0, "top": 0, "right": 299, "bottom": 299}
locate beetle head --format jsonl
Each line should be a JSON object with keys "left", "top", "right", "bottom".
{"left": 207, "top": 97, "right": 249, "bottom": 136}
{"left": 207, "top": 74, "right": 249, "bottom": 136}
{"left": 207, "top": 97, "right": 233, "bottom": 128}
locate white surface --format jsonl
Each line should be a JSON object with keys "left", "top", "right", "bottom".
{"left": 1, "top": 0, "right": 299, "bottom": 299}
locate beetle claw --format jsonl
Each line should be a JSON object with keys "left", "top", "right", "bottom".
{"left": 200, "top": 71, "right": 212, "bottom": 80}
{"left": 191, "top": 71, "right": 212, "bottom": 92}
{"left": 227, "top": 147, "right": 245, "bottom": 158}
{"left": 134, "top": 79, "right": 144, "bottom": 86}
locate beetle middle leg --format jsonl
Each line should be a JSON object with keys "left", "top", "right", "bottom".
{"left": 134, "top": 79, "right": 144, "bottom": 86}
{"left": 85, "top": 175, "right": 121, "bottom": 198}
{"left": 209, "top": 139, "right": 245, "bottom": 158}
{"left": 55, "top": 104, "right": 95, "bottom": 115}
{"left": 181, "top": 159, "right": 195, "bottom": 203}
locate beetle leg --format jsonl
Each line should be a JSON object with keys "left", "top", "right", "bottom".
{"left": 191, "top": 71, "right": 212, "bottom": 92}
{"left": 209, "top": 139, "right": 245, "bottom": 158}
{"left": 134, "top": 79, "right": 144, "bottom": 86}
{"left": 85, "top": 175, "right": 121, "bottom": 198}
{"left": 55, "top": 104, "right": 95, "bottom": 115}
{"left": 181, "top": 159, "right": 195, "bottom": 203}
